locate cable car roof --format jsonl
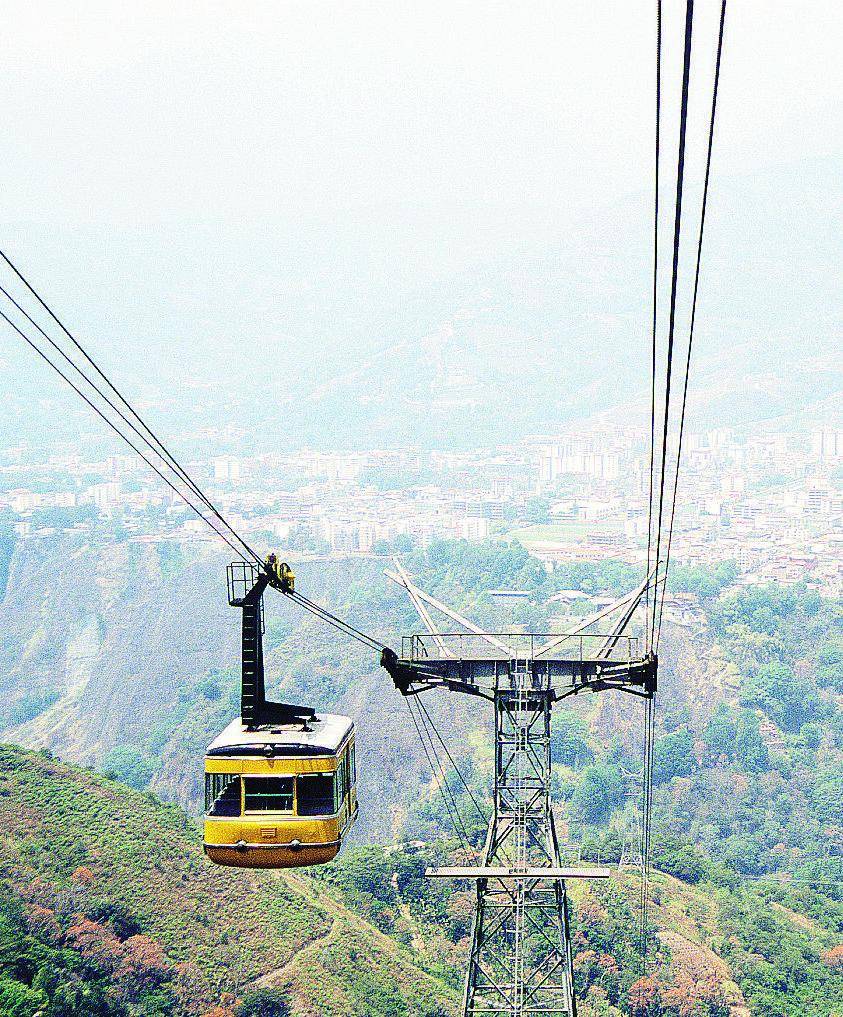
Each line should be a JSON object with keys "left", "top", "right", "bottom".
{"left": 206, "top": 714, "right": 354, "bottom": 758}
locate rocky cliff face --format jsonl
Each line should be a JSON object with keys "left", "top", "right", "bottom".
{"left": 0, "top": 535, "right": 236, "bottom": 762}
{"left": 0, "top": 534, "right": 488, "bottom": 843}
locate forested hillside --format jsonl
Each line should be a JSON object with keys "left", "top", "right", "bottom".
{"left": 0, "top": 744, "right": 456, "bottom": 1017}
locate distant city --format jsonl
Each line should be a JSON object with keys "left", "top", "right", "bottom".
{"left": 3, "top": 423, "right": 842, "bottom": 598}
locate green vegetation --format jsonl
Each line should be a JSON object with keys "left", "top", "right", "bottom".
{"left": 666, "top": 561, "right": 738, "bottom": 600}
{"left": 341, "top": 551, "right": 843, "bottom": 1016}
{"left": 571, "top": 764, "right": 626, "bottom": 824}
{"left": 101, "top": 746, "right": 156, "bottom": 790}
{"left": 1, "top": 691, "right": 61, "bottom": 729}
{"left": 0, "top": 745, "right": 457, "bottom": 1017}
{"left": 29, "top": 505, "right": 99, "bottom": 531}
{"left": 652, "top": 729, "right": 696, "bottom": 786}
{"left": 2, "top": 536, "right": 842, "bottom": 1016}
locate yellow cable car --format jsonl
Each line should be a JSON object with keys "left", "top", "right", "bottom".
{"left": 203, "top": 714, "right": 358, "bottom": 868}
{"left": 203, "top": 560, "right": 358, "bottom": 869}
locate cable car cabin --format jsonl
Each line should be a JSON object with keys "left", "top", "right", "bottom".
{"left": 204, "top": 714, "right": 357, "bottom": 868}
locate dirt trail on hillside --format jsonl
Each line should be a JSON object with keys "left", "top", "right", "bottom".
{"left": 254, "top": 917, "right": 341, "bottom": 988}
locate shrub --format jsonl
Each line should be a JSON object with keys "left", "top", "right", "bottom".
{"left": 570, "top": 764, "right": 625, "bottom": 824}
{"left": 235, "top": 986, "right": 290, "bottom": 1017}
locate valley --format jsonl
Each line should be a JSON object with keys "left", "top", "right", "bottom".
{"left": 1, "top": 534, "right": 842, "bottom": 1015}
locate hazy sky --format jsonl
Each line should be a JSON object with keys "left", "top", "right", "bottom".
{"left": 1, "top": 1, "right": 840, "bottom": 455}
{"left": 3, "top": 1, "right": 840, "bottom": 229}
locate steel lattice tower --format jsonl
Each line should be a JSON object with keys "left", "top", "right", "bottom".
{"left": 382, "top": 570, "right": 657, "bottom": 1017}
{"left": 462, "top": 668, "right": 577, "bottom": 1017}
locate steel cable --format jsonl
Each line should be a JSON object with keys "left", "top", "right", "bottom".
{"left": 0, "top": 248, "right": 263, "bottom": 564}
{"left": 286, "top": 590, "right": 387, "bottom": 652}
{"left": 0, "top": 308, "right": 249, "bottom": 562}
{"left": 645, "top": 0, "right": 663, "bottom": 654}
{"left": 639, "top": 694, "right": 656, "bottom": 974}
{"left": 416, "top": 696, "right": 489, "bottom": 824}
{"left": 0, "top": 251, "right": 390, "bottom": 654}
{"left": 656, "top": 0, "right": 728, "bottom": 645}
{"left": 405, "top": 697, "right": 473, "bottom": 852}
{"left": 650, "top": 0, "right": 695, "bottom": 651}
{"left": 0, "top": 279, "right": 263, "bottom": 567}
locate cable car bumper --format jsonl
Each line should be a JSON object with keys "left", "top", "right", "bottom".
{"left": 203, "top": 836, "right": 343, "bottom": 869}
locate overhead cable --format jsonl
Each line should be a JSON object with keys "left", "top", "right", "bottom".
{"left": 0, "top": 307, "right": 249, "bottom": 562}
{"left": 286, "top": 589, "right": 387, "bottom": 653}
{"left": 657, "top": 0, "right": 728, "bottom": 645}
{"left": 417, "top": 697, "right": 489, "bottom": 824}
{"left": 405, "top": 697, "right": 473, "bottom": 852}
{"left": 0, "top": 278, "right": 262, "bottom": 567}
{"left": 650, "top": 0, "right": 695, "bottom": 651}
{"left": 0, "top": 249, "right": 390, "bottom": 654}
{"left": 0, "top": 249, "right": 264, "bottom": 566}
{"left": 638, "top": 694, "right": 656, "bottom": 973}
{"left": 645, "top": 0, "right": 663, "bottom": 652}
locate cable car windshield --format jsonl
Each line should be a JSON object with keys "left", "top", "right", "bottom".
{"left": 244, "top": 777, "right": 294, "bottom": 812}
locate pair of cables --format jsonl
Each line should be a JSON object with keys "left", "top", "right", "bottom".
{"left": 0, "top": 250, "right": 262, "bottom": 566}
{"left": 0, "top": 248, "right": 390, "bottom": 653}
{"left": 404, "top": 693, "right": 488, "bottom": 855}
{"left": 640, "top": 0, "right": 728, "bottom": 976}
{"left": 646, "top": 0, "right": 729, "bottom": 653}
{"left": 638, "top": 695, "right": 656, "bottom": 975}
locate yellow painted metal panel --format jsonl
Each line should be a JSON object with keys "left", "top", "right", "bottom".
{"left": 205, "top": 757, "right": 337, "bottom": 776}
{"left": 204, "top": 814, "right": 341, "bottom": 845}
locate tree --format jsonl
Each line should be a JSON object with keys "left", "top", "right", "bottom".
{"left": 702, "top": 705, "right": 737, "bottom": 762}
{"left": 115, "top": 934, "right": 170, "bottom": 996}
{"left": 670, "top": 560, "right": 737, "bottom": 600}
{"left": 722, "top": 835, "right": 764, "bottom": 875}
{"left": 809, "top": 769, "right": 843, "bottom": 825}
{"left": 655, "top": 841, "right": 709, "bottom": 884}
{"left": 101, "top": 746, "right": 154, "bottom": 790}
{"left": 741, "top": 662, "right": 822, "bottom": 733}
{"left": 0, "top": 978, "right": 47, "bottom": 1017}
{"left": 661, "top": 974, "right": 730, "bottom": 1017}
{"left": 0, "top": 513, "right": 16, "bottom": 600}
{"left": 734, "top": 711, "right": 769, "bottom": 773}
{"left": 24, "top": 905, "right": 61, "bottom": 942}
{"left": 570, "top": 764, "right": 625, "bottom": 824}
{"left": 63, "top": 917, "right": 123, "bottom": 974}
{"left": 799, "top": 721, "right": 823, "bottom": 749}
{"left": 652, "top": 729, "right": 696, "bottom": 785}
{"left": 628, "top": 976, "right": 661, "bottom": 1016}
{"left": 817, "top": 640, "right": 843, "bottom": 692}
{"left": 821, "top": 945, "right": 843, "bottom": 969}
{"left": 550, "top": 710, "right": 593, "bottom": 769}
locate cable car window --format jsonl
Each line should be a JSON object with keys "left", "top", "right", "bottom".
{"left": 297, "top": 774, "right": 335, "bottom": 816}
{"left": 205, "top": 774, "right": 241, "bottom": 817}
{"left": 350, "top": 742, "right": 356, "bottom": 785}
{"left": 243, "top": 777, "right": 293, "bottom": 812}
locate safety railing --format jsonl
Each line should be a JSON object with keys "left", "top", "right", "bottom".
{"left": 402, "top": 632, "right": 640, "bottom": 663}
